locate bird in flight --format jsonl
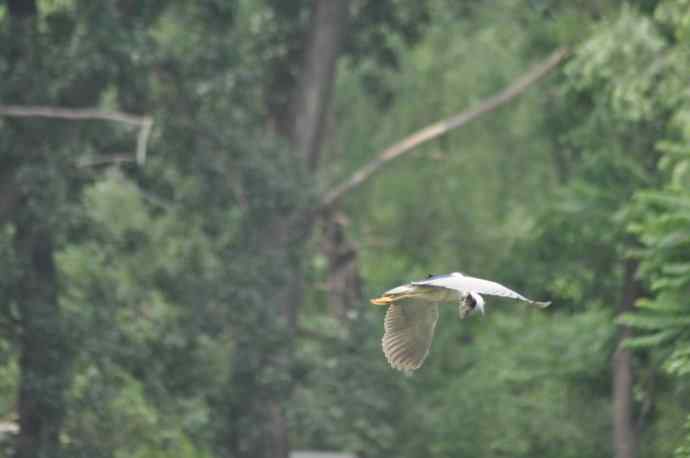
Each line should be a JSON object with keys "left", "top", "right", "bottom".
{"left": 370, "top": 272, "right": 551, "bottom": 373}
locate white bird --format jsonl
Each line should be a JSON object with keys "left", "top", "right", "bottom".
{"left": 370, "top": 272, "right": 551, "bottom": 373}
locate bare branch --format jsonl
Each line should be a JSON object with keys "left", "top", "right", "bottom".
{"left": 135, "top": 117, "right": 154, "bottom": 164}
{"left": 75, "top": 154, "right": 137, "bottom": 168}
{"left": 0, "top": 105, "right": 154, "bottom": 164}
{"left": 320, "top": 47, "right": 570, "bottom": 210}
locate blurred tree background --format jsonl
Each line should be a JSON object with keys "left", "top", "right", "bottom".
{"left": 0, "top": 0, "right": 689, "bottom": 458}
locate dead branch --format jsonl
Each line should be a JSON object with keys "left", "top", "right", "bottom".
{"left": 76, "top": 154, "right": 137, "bottom": 168}
{"left": 320, "top": 47, "right": 570, "bottom": 210}
{"left": 0, "top": 105, "right": 153, "bottom": 164}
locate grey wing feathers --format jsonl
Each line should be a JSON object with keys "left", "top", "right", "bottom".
{"left": 382, "top": 301, "right": 439, "bottom": 373}
{"left": 459, "top": 276, "right": 543, "bottom": 303}
{"left": 414, "top": 275, "right": 551, "bottom": 307}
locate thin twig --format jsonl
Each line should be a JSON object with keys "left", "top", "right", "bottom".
{"left": 0, "top": 105, "right": 154, "bottom": 164}
{"left": 76, "top": 154, "right": 137, "bottom": 168}
{"left": 319, "top": 47, "right": 570, "bottom": 210}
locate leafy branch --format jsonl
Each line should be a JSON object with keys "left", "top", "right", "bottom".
{"left": 320, "top": 47, "right": 570, "bottom": 210}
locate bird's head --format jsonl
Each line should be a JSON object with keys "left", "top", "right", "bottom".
{"left": 469, "top": 292, "right": 485, "bottom": 315}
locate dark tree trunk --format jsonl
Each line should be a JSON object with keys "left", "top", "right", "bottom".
{"left": 7, "top": 0, "right": 38, "bottom": 18}
{"left": 613, "top": 259, "right": 641, "bottom": 458}
{"left": 14, "top": 225, "right": 70, "bottom": 458}
{"left": 291, "top": 0, "right": 350, "bottom": 171}
{"left": 321, "top": 211, "right": 363, "bottom": 321}
{"left": 261, "top": 2, "right": 351, "bottom": 458}
{"left": 292, "top": 0, "right": 364, "bottom": 325}
{"left": 6, "top": 3, "right": 71, "bottom": 457}
{"left": 268, "top": 401, "right": 290, "bottom": 458}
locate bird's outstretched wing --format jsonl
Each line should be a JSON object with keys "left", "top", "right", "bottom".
{"left": 414, "top": 274, "right": 550, "bottom": 307}
{"left": 382, "top": 298, "right": 439, "bottom": 373}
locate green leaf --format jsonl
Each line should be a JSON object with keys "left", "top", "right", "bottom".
{"left": 617, "top": 313, "right": 690, "bottom": 330}
{"left": 622, "top": 329, "right": 682, "bottom": 348}
{"left": 656, "top": 231, "right": 690, "bottom": 250}
{"left": 662, "top": 262, "right": 690, "bottom": 276}
{"left": 636, "top": 298, "right": 688, "bottom": 312}
{"left": 651, "top": 276, "right": 690, "bottom": 291}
